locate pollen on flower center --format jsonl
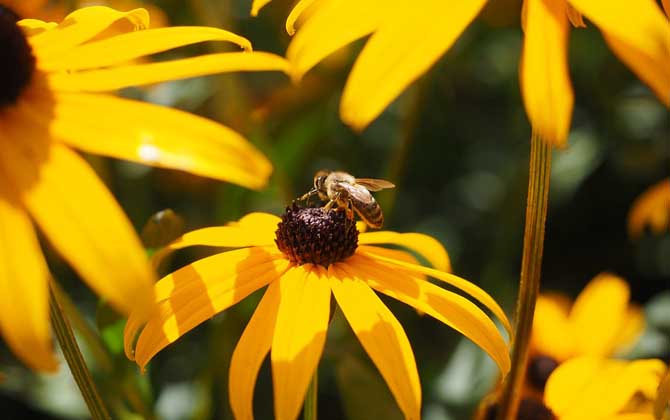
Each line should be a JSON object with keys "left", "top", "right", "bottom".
{"left": 275, "top": 204, "right": 358, "bottom": 267}
{"left": 0, "top": 6, "right": 36, "bottom": 109}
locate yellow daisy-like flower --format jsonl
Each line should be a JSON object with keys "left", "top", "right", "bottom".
{"left": 544, "top": 356, "right": 667, "bottom": 420}
{"left": 0, "top": 5, "right": 289, "bottom": 372}
{"left": 628, "top": 179, "right": 670, "bottom": 238}
{"left": 125, "top": 206, "right": 512, "bottom": 420}
{"left": 252, "top": 0, "right": 670, "bottom": 145}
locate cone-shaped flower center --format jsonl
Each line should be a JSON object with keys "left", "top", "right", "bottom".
{"left": 485, "top": 397, "right": 556, "bottom": 420}
{"left": 275, "top": 204, "right": 358, "bottom": 267}
{"left": 0, "top": 6, "right": 35, "bottom": 109}
{"left": 527, "top": 355, "right": 559, "bottom": 392}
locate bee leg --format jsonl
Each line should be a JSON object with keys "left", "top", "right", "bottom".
{"left": 323, "top": 199, "right": 336, "bottom": 212}
{"left": 344, "top": 200, "right": 354, "bottom": 220}
{"left": 299, "top": 189, "right": 318, "bottom": 202}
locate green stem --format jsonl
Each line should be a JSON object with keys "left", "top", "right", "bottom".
{"left": 303, "top": 370, "right": 318, "bottom": 420}
{"left": 496, "top": 133, "right": 552, "bottom": 420}
{"left": 49, "top": 283, "right": 111, "bottom": 420}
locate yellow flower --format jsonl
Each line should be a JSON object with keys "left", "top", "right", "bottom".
{"left": 544, "top": 356, "right": 667, "bottom": 420}
{"left": 531, "top": 273, "right": 644, "bottom": 364}
{"left": 0, "top": 5, "right": 289, "bottom": 372}
{"left": 521, "top": 0, "right": 670, "bottom": 146}
{"left": 252, "top": 0, "right": 670, "bottom": 145}
{"left": 125, "top": 206, "right": 512, "bottom": 420}
{"left": 628, "top": 179, "right": 670, "bottom": 238}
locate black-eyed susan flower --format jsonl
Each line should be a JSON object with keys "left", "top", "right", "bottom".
{"left": 252, "top": 0, "right": 670, "bottom": 145}
{"left": 628, "top": 179, "right": 670, "bottom": 238}
{"left": 125, "top": 206, "right": 512, "bottom": 420}
{"left": 0, "top": 5, "right": 289, "bottom": 372}
{"left": 544, "top": 356, "right": 667, "bottom": 420}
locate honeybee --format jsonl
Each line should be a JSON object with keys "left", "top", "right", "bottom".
{"left": 299, "top": 170, "right": 395, "bottom": 228}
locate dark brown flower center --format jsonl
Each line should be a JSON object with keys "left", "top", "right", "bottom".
{"left": 0, "top": 5, "right": 36, "bottom": 109}
{"left": 527, "top": 355, "right": 559, "bottom": 392}
{"left": 275, "top": 204, "right": 358, "bottom": 267}
{"left": 483, "top": 397, "right": 556, "bottom": 420}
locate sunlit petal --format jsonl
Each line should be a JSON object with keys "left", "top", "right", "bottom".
{"left": 286, "top": 0, "right": 379, "bottom": 80}
{"left": 358, "top": 250, "right": 512, "bottom": 335}
{"left": 272, "top": 265, "right": 331, "bottom": 420}
{"left": 340, "top": 0, "right": 486, "bottom": 131}
{"left": 132, "top": 248, "right": 288, "bottom": 368}
{"left": 545, "top": 357, "right": 666, "bottom": 419}
{"left": 569, "top": 273, "right": 634, "bottom": 357}
{"left": 40, "top": 26, "right": 252, "bottom": 72}
{"left": 286, "top": 0, "right": 318, "bottom": 35}
{"left": 0, "top": 178, "right": 56, "bottom": 372}
{"left": 357, "top": 246, "right": 420, "bottom": 265}
{"left": 18, "top": 19, "right": 58, "bottom": 36}
{"left": 343, "top": 256, "right": 511, "bottom": 376}
{"left": 329, "top": 265, "right": 421, "bottom": 419}
{"left": 358, "top": 231, "right": 451, "bottom": 271}
{"left": 28, "top": 6, "right": 149, "bottom": 59}
{"left": 47, "top": 52, "right": 290, "bottom": 92}
{"left": 38, "top": 93, "right": 272, "bottom": 190}
{"left": 569, "top": 0, "right": 670, "bottom": 106}
{"left": 628, "top": 179, "right": 670, "bottom": 238}
{"left": 229, "top": 281, "right": 281, "bottom": 420}
{"left": 251, "top": 0, "right": 273, "bottom": 16}
{"left": 520, "top": 0, "right": 573, "bottom": 146}
{"left": 0, "top": 141, "right": 155, "bottom": 319}
{"left": 531, "top": 294, "right": 575, "bottom": 361}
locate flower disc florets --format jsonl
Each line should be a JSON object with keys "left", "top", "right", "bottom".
{"left": 275, "top": 204, "right": 358, "bottom": 267}
{"left": 0, "top": 6, "right": 36, "bottom": 108}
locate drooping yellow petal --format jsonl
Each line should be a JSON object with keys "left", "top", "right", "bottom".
{"left": 531, "top": 294, "right": 575, "bottom": 361}
{"left": 285, "top": 0, "right": 318, "bottom": 35}
{"left": 286, "top": 0, "right": 381, "bottom": 81}
{"left": 0, "top": 141, "right": 155, "bottom": 319}
{"left": 251, "top": 0, "right": 273, "bottom": 16}
{"left": 628, "top": 179, "right": 670, "bottom": 238}
{"left": 229, "top": 281, "right": 281, "bottom": 420}
{"left": 569, "top": 273, "right": 635, "bottom": 357}
{"left": 358, "top": 246, "right": 420, "bottom": 265}
{"left": 47, "top": 52, "right": 291, "bottom": 92}
{"left": 663, "top": 0, "right": 670, "bottom": 19}
{"left": 655, "top": 367, "right": 670, "bottom": 420}
{"left": 40, "top": 92, "right": 272, "bottom": 190}
{"left": 0, "top": 177, "right": 56, "bottom": 372}
{"left": 358, "top": 250, "right": 512, "bottom": 335}
{"left": 28, "top": 6, "right": 149, "bottom": 59}
{"left": 567, "top": 4, "right": 586, "bottom": 27}
{"left": 345, "top": 256, "right": 511, "bottom": 376}
{"left": 329, "top": 265, "right": 421, "bottom": 419}
{"left": 40, "top": 26, "right": 252, "bottom": 72}
{"left": 17, "top": 19, "right": 58, "bottom": 36}
{"left": 569, "top": 0, "right": 670, "bottom": 106}
{"left": 340, "top": 0, "right": 487, "bottom": 131}
{"left": 358, "top": 231, "right": 451, "bottom": 271}
{"left": 132, "top": 248, "right": 288, "bottom": 368}
{"left": 271, "top": 265, "right": 331, "bottom": 420}
{"left": 520, "top": 0, "right": 573, "bottom": 146}
{"left": 544, "top": 357, "right": 666, "bottom": 420}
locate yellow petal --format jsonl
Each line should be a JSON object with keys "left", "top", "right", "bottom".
{"left": 358, "top": 246, "right": 420, "bottom": 265}
{"left": 229, "top": 281, "right": 281, "bottom": 420}
{"left": 358, "top": 250, "right": 512, "bottom": 335}
{"left": 567, "top": 4, "right": 586, "bottom": 28}
{"left": 531, "top": 294, "right": 575, "bottom": 361}
{"left": 628, "top": 179, "right": 670, "bottom": 238}
{"left": 132, "top": 248, "right": 288, "bottom": 368}
{"left": 545, "top": 357, "right": 666, "bottom": 420}
{"left": 286, "top": 0, "right": 381, "bottom": 80}
{"left": 340, "top": 0, "right": 487, "bottom": 131}
{"left": 612, "top": 305, "right": 645, "bottom": 355}
{"left": 47, "top": 52, "right": 291, "bottom": 92}
{"left": 251, "top": 0, "right": 273, "bottom": 16}
{"left": 42, "top": 93, "right": 272, "bottom": 190}
{"left": 329, "top": 265, "right": 421, "bottom": 419}
{"left": 17, "top": 19, "right": 58, "bottom": 36}
{"left": 0, "top": 179, "right": 56, "bottom": 372}
{"left": 569, "top": 273, "right": 634, "bottom": 357}
{"left": 285, "top": 0, "right": 318, "bottom": 35}
{"left": 29, "top": 6, "right": 149, "bottom": 60}
{"left": 358, "top": 231, "right": 451, "bottom": 271}
{"left": 40, "top": 26, "right": 252, "bottom": 72}
{"left": 0, "top": 141, "right": 155, "bottom": 319}
{"left": 664, "top": 0, "right": 670, "bottom": 19}
{"left": 271, "top": 265, "right": 331, "bottom": 420}
{"left": 152, "top": 213, "right": 280, "bottom": 269}
{"left": 655, "top": 367, "right": 670, "bottom": 420}
{"left": 344, "top": 255, "right": 511, "bottom": 376}
{"left": 569, "top": 0, "right": 670, "bottom": 106}
{"left": 520, "top": 0, "right": 573, "bottom": 146}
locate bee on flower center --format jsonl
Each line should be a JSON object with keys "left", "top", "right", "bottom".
{"left": 299, "top": 170, "right": 395, "bottom": 229}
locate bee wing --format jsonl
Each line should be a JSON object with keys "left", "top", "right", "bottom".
{"left": 355, "top": 178, "right": 396, "bottom": 191}
{"left": 340, "top": 183, "right": 376, "bottom": 203}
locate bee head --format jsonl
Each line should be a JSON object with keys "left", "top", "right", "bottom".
{"left": 313, "top": 170, "right": 329, "bottom": 191}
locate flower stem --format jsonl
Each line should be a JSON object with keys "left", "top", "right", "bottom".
{"left": 496, "top": 133, "right": 552, "bottom": 420}
{"left": 303, "top": 370, "right": 318, "bottom": 420}
{"left": 49, "top": 283, "right": 111, "bottom": 420}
